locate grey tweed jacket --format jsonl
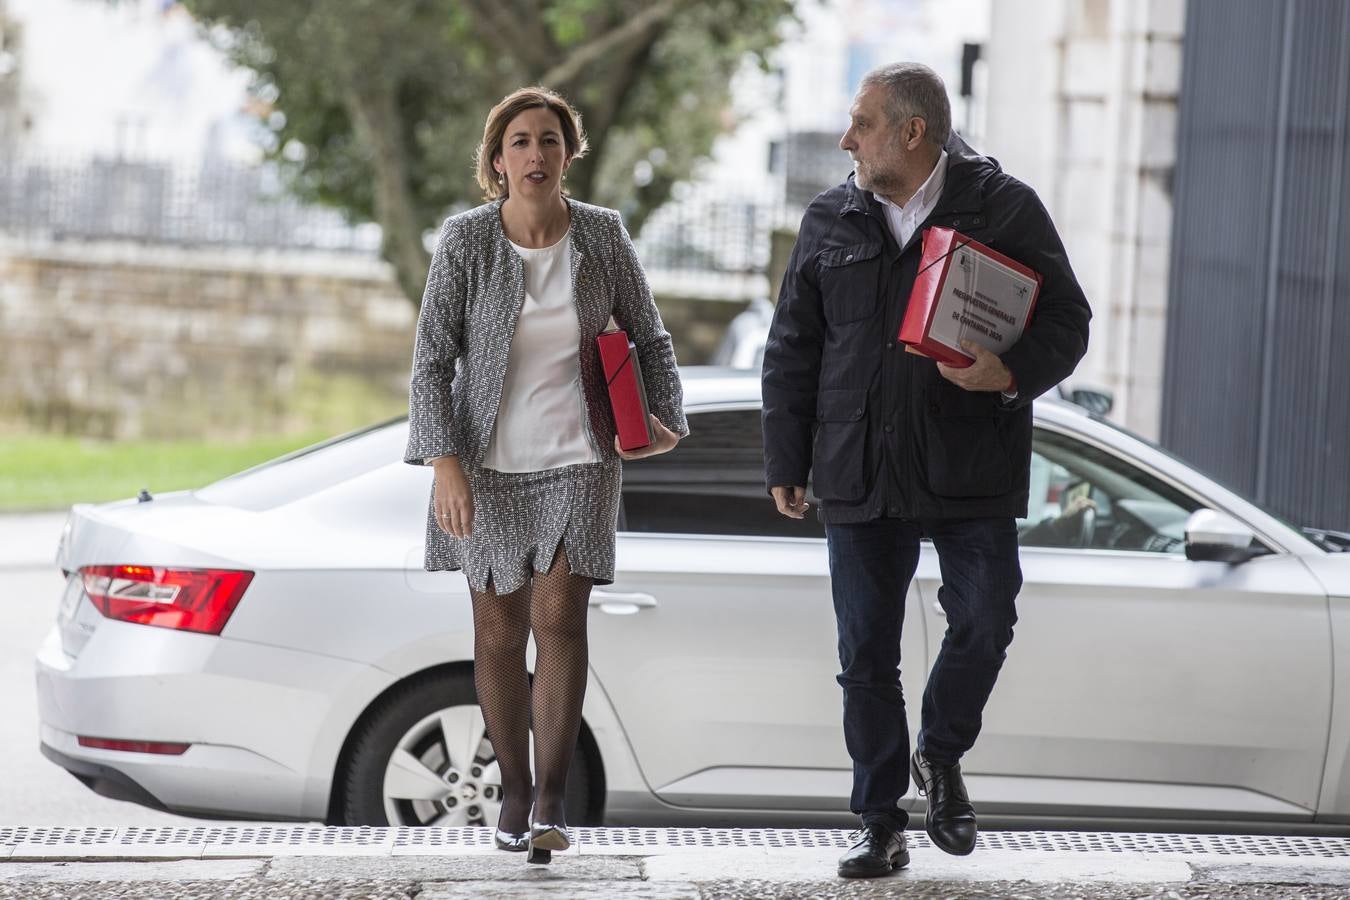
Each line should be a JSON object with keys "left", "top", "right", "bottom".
{"left": 404, "top": 198, "right": 688, "bottom": 470}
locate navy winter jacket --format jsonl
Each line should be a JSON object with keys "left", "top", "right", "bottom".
{"left": 761, "top": 134, "right": 1092, "bottom": 522}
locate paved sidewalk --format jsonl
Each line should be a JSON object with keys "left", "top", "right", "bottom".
{"left": 0, "top": 827, "right": 1348, "bottom": 898}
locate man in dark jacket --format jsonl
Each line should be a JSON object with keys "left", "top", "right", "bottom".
{"left": 762, "top": 62, "right": 1090, "bottom": 879}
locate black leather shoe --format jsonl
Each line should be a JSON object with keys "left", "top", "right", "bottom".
{"left": 911, "top": 749, "right": 977, "bottom": 855}
{"left": 837, "top": 823, "right": 909, "bottom": 878}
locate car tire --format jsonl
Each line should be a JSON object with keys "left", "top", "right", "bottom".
{"left": 339, "top": 669, "right": 597, "bottom": 827}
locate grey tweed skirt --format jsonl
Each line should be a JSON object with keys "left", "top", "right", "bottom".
{"left": 423, "top": 458, "right": 621, "bottom": 593}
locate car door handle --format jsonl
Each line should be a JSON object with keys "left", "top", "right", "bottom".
{"left": 589, "top": 591, "right": 658, "bottom": 615}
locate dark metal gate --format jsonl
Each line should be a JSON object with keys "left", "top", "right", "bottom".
{"left": 1164, "top": 0, "right": 1350, "bottom": 531}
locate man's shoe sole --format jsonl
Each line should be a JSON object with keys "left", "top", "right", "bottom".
{"left": 927, "top": 830, "right": 976, "bottom": 856}
{"left": 837, "top": 849, "right": 910, "bottom": 878}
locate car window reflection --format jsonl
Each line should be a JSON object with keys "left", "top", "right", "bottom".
{"left": 620, "top": 408, "right": 826, "bottom": 539}
{"left": 1020, "top": 429, "right": 1201, "bottom": 553}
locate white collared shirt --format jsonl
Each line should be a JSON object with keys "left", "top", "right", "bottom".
{"left": 874, "top": 149, "right": 948, "bottom": 248}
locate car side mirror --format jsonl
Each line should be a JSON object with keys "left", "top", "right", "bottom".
{"left": 1184, "top": 509, "right": 1260, "bottom": 563}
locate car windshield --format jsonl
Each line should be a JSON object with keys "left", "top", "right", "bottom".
{"left": 1083, "top": 411, "right": 1319, "bottom": 540}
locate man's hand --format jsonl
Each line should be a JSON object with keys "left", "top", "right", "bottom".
{"left": 937, "top": 340, "right": 1014, "bottom": 392}
{"left": 771, "top": 485, "right": 810, "bottom": 519}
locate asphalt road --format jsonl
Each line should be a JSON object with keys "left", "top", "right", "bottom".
{"left": 0, "top": 512, "right": 233, "bottom": 826}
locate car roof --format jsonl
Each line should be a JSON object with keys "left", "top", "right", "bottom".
{"left": 678, "top": 365, "right": 1086, "bottom": 422}
{"left": 678, "top": 366, "right": 760, "bottom": 407}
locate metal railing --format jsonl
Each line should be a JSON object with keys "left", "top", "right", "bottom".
{"left": 0, "top": 155, "right": 382, "bottom": 254}
{"left": 0, "top": 155, "right": 828, "bottom": 300}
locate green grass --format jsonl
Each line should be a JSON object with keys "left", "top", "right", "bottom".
{"left": 0, "top": 431, "right": 337, "bottom": 512}
{"left": 0, "top": 369, "right": 411, "bottom": 512}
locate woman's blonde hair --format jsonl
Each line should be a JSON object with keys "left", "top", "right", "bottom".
{"left": 475, "top": 86, "right": 589, "bottom": 200}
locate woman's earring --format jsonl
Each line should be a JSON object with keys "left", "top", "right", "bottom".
{"left": 497, "top": 172, "right": 504, "bottom": 185}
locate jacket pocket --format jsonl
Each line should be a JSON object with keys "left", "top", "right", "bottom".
{"left": 923, "top": 384, "right": 1011, "bottom": 498}
{"left": 812, "top": 388, "right": 868, "bottom": 502}
{"left": 816, "top": 242, "right": 883, "bottom": 324}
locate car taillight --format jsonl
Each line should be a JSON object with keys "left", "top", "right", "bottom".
{"left": 78, "top": 565, "right": 253, "bottom": 635}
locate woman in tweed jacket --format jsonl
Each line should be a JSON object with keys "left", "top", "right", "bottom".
{"left": 404, "top": 87, "right": 686, "bottom": 861}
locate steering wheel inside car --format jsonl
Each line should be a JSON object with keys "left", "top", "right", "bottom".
{"left": 1076, "top": 505, "right": 1096, "bottom": 548}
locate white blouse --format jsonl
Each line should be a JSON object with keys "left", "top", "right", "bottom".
{"left": 480, "top": 230, "right": 597, "bottom": 473}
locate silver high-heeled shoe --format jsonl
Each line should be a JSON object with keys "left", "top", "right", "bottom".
{"left": 526, "top": 816, "right": 571, "bottom": 864}
{"left": 494, "top": 828, "right": 529, "bottom": 852}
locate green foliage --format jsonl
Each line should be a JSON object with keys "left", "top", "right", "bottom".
{"left": 180, "top": 0, "right": 794, "bottom": 303}
{"left": 187, "top": 0, "right": 481, "bottom": 226}
{"left": 586, "top": 0, "right": 792, "bottom": 224}
{"left": 0, "top": 431, "right": 334, "bottom": 510}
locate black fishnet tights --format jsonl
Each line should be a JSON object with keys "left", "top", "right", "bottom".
{"left": 470, "top": 546, "right": 592, "bottom": 834}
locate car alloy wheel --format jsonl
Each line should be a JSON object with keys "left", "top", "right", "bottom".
{"left": 340, "top": 671, "right": 596, "bottom": 827}
{"left": 382, "top": 704, "right": 502, "bottom": 827}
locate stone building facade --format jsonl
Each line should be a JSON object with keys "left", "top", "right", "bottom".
{"left": 984, "top": 0, "right": 1185, "bottom": 439}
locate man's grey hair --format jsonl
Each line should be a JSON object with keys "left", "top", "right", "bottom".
{"left": 860, "top": 62, "right": 952, "bottom": 148}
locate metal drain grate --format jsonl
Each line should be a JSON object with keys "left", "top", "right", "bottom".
{"left": 393, "top": 829, "right": 496, "bottom": 849}
{"left": 2, "top": 827, "right": 1348, "bottom": 859}
{"left": 205, "top": 826, "right": 389, "bottom": 848}
{"left": 578, "top": 828, "right": 1350, "bottom": 858}
{"left": 118, "top": 828, "right": 216, "bottom": 846}
{"left": 5, "top": 827, "right": 118, "bottom": 846}
{"left": 581, "top": 828, "right": 851, "bottom": 850}
{"left": 971, "top": 831, "right": 1350, "bottom": 858}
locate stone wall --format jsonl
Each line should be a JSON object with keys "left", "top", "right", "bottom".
{"left": 984, "top": 0, "right": 1184, "bottom": 439}
{"left": 0, "top": 238, "right": 744, "bottom": 440}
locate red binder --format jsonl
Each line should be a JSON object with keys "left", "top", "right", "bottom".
{"left": 899, "top": 227, "right": 1042, "bottom": 368}
{"left": 597, "top": 329, "right": 654, "bottom": 452}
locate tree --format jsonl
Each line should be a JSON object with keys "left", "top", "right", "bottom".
{"left": 181, "top": 0, "right": 794, "bottom": 305}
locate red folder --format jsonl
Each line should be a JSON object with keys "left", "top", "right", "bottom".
{"left": 597, "top": 329, "right": 654, "bottom": 452}
{"left": 899, "top": 227, "right": 1042, "bottom": 368}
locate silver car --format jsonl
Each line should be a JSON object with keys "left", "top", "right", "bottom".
{"left": 36, "top": 367, "right": 1350, "bottom": 833}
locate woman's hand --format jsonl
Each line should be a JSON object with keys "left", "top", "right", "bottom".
{"left": 615, "top": 415, "right": 681, "bottom": 461}
{"left": 432, "top": 456, "right": 474, "bottom": 538}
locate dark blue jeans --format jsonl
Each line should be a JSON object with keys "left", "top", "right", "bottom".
{"left": 825, "top": 517, "right": 1022, "bottom": 829}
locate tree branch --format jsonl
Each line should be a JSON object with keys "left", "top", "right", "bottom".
{"left": 461, "top": 0, "right": 553, "bottom": 74}
{"left": 566, "top": 35, "right": 655, "bottom": 206}
{"left": 341, "top": 80, "right": 432, "bottom": 305}
{"left": 506, "top": 0, "right": 559, "bottom": 67}
{"left": 539, "top": 0, "right": 687, "bottom": 89}
{"left": 582, "top": 37, "right": 654, "bottom": 160}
